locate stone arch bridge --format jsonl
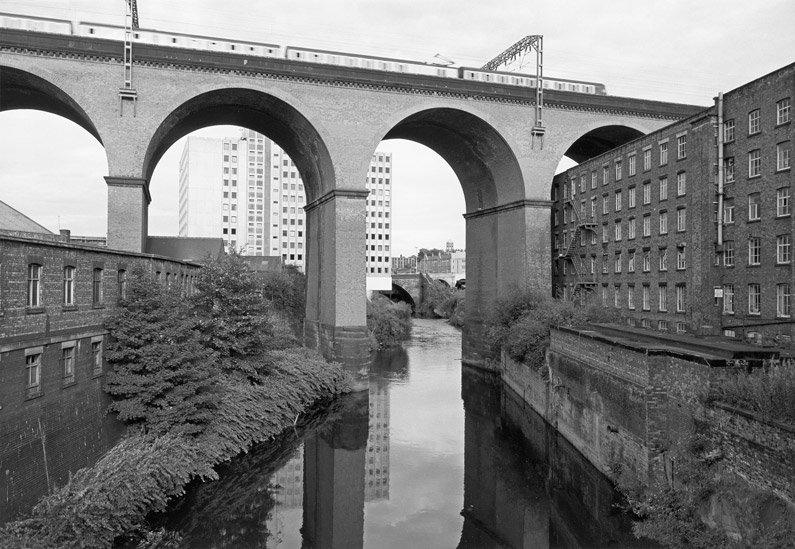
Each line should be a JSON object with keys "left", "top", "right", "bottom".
{"left": 0, "top": 29, "right": 702, "bottom": 366}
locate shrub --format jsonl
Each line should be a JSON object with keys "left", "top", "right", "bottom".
{"left": 367, "top": 294, "right": 412, "bottom": 349}
{"left": 258, "top": 266, "right": 306, "bottom": 329}
{"left": 706, "top": 364, "right": 795, "bottom": 425}
{"left": 105, "top": 266, "right": 220, "bottom": 435}
{"left": 419, "top": 279, "right": 456, "bottom": 318}
{"left": 448, "top": 292, "right": 465, "bottom": 328}
{"left": 486, "top": 287, "right": 621, "bottom": 363}
{"left": 191, "top": 251, "right": 275, "bottom": 365}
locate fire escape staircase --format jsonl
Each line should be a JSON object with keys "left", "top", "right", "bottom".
{"left": 557, "top": 197, "right": 598, "bottom": 290}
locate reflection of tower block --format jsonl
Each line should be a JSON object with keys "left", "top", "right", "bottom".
{"left": 365, "top": 384, "right": 390, "bottom": 501}
{"left": 270, "top": 447, "right": 304, "bottom": 508}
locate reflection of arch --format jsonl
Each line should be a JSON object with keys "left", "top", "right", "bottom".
{"left": 437, "top": 278, "right": 450, "bottom": 287}
{"left": 0, "top": 65, "right": 103, "bottom": 144}
{"left": 377, "top": 107, "right": 524, "bottom": 212}
{"left": 563, "top": 125, "right": 645, "bottom": 163}
{"left": 384, "top": 282, "right": 415, "bottom": 312}
{"left": 141, "top": 88, "right": 334, "bottom": 200}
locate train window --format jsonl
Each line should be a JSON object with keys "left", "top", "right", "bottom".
{"left": 437, "top": 68, "right": 446, "bottom": 76}
{"left": 296, "top": 52, "right": 301, "bottom": 58}
{"left": 396, "top": 64, "right": 404, "bottom": 72}
{"left": 573, "top": 84, "right": 580, "bottom": 92}
{"left": 89, "top": 27, "right": 94, "bottom": 34}
{"left": 363, "top": 60, "right": 372, "bottom": 68}
{"left": 484, "top": 74, "right": 490, "bottom": 82}
{"left": 134, "top": 32, "right": 139, "bottom": 39}
{"left": 172, "top": 37, "right": 177, "bottom": 43}
{"left": 230, "top": 44, "right": 235, "bottom": 50}
{"left": 250, "top": 46, "right": 255, "bottom": 51}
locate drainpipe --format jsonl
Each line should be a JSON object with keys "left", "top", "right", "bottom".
{"left": 715, "top": 93, "right": 725, "bottom": 246}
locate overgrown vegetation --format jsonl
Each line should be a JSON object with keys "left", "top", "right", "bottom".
{"left": 258, "top": 265, "right": 306, "bottom": 331}
{"left": 367, "top": 293, "right": 412, "bottom": 349}
{"left": 705, "top": 364, "right": 795, "bottom": 425}
{"left": 487, "top": 287, "right": 620, "bottom": 363}
{"left": 1, "top": 253, "right": 350, "bottom": 548}
{"left": 614, "top": 433, "right": 793, "bottom": 547}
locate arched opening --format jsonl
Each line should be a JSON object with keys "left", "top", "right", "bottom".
{"left": 143, "top": 88, "right": 335, "bottom": 203}
{"left": 369, "top": 107, "right": 526, "bottom": 364}
{"left": 555, "top": 124, "right": 646, "bottom": 175}
{"left": 380, "top": 282, "right": 416, "bottom": 312}
{"left": 141, "top": 88, "right": 335, "bottom": 264}
{"left": 436, "top": 279, "right": 450, "bottom": 287}
{"left": 0, "top": 66, "right": 108, "bottom": 239}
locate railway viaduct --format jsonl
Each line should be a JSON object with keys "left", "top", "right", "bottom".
{"left": 0, "top": 29, "right": 703, "bottom": 367}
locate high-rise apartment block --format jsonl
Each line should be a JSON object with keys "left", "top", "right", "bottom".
{"left": 552, "top": 64, "right": 793, "bottom": 345}
{"left": 179, "top": 131, "right": 392, "bottom": 290}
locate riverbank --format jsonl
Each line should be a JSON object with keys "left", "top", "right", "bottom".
{"left": 1, "top": 348, "right": 351, "bottom": 548}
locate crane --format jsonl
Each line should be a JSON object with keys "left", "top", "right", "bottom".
{"left": 482, "top": 35, "right": 545, "bottom": 147}
{"left": 119, "top": 0, "right": 139, "bottom": 114}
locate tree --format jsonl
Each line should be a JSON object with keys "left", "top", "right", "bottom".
{"left": 105, "top": 266, "right": 219, "bottom": 435}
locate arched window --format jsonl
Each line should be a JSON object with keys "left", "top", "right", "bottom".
{"left": 27, "top": 264, "right": 42, "bottom": 307}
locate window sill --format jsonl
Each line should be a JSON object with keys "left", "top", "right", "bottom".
{"left": 775, "top": 214, "right": 792, "bottom": 219}
{"left": 62, "top": 305, "right": 78, "bottom": 312}
{"left": 747, "top": 218, "right": 761, "bottom": 223}
{"left": 62, "top": 379, "right": 76, "bottom": 389}
{"left": 748, "top": 174, "right": 761, "bottom": 180}
{"left": 775, "top": 167, "right": 791, "bottom": 173}
{"left": 26, "top": 307, "right": 45, "bottom": 315}
{"left": 775, "top": 120, "right": 791, "bottom": 128}
{"left": 91, "top": 371, "right": 104, "bottom": 379}
{"left": 722, "top": 312, "right": 735, "bottom": 316}
{"left": 747, "top": 264, "right": 761, "bottom": 268}
{"left": 25, "top": 390, "right": 43, "bottom": 401}
{"left": 92, "top": 304, "right": 106, "bottom": 310}
{"left": 748, "top": 131, "right": 761, "bottom": 138}
{"left": 776, "top": 262, "right": 792, "bottom": 266}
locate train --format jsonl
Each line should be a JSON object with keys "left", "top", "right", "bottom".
{"left": 0, "top": 12, "right": 607, "bottom": 95}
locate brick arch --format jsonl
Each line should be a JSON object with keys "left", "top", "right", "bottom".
{"left": 0, "top": 64, "right": 104, "bottom": 145}
{"left": 369, "top": 105, "right": 525, "bottom": 212}
{"left": 141, "top": 87, "right": 335, "bottom": 202}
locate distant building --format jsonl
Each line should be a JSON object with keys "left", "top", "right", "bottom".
{"left": 365, "top": 384, "right": 390, "bottom": 501}
{"left": 391, "top": 254, "right": 417, "bottom": 274}
{"left": 179, "top": 131, "right": 393, "bottom": 290}
{"left": 0, "top": 199, "right": 53, "bottom": 234}
{"left": 552, "top": 64, "right": 792, "bottom": 346}
{"left": 417, "top": 243, "right": 466, "bottom": 278}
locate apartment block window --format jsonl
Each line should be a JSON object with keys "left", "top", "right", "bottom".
{"left": 777, "top": 234, "right": 791, "bottom": 264}
{"left": 590, "top": 256, "right": 596, "bottom": 274}
{"left": 748, "top": 193, "right": 761, "bottom": 220}
{"left": 614, "top": 285, "right": 621, "bottom": 308}
{"left": 628, "top": 187, "right": 636, "bottom": 208}
{"left": 579, "top": 174, "right": 586, "bottom": 193}
{"left": 748, "top": 109, "right": 761, "bottom": 135}
{"left": 615, "top": 191, "right": 622, "bottom": 212}
{"left": 748, "top": 149, "right": 761, "bottom": 177}
{"left": 723, "top": 240, "right": 734, "bottom": 267}
{"left": 658, "top": 284, "right": 668, "bottom": 312}
{"left": 659, "top": 247, "right": 668, "bottom": 271}
{"left": 724, "top": 201, "right": 734, "bottom": 223}
{"left": 601, "top": 285, "right": 608, "bottom": 305}
{"left": 777, "top": 284, "right": 791, "bottom": 318}
{"left": 614, "top": 221, "right": 622, "bottom": 241}
{"left": 91, "top": 339, "right": 103, "bottom": 375}
{"left": 724, "top": 119, "right": 735, "bottom": 142}
{"left": 628, "top": 154, "right": 636, "bottom": 176}
{"left": 602, "top": 195, "right": 609, "bottom": 215}
{"left": 642, "top": 285, "right": 651, "bottom": 310}
{"left": 724, "top": 157, "right": 735, "bottom": 182}
{"left": 628, "top": 251, "right": 636, "bottom": 272}
{"left": 659, "top": 177, "right": 668, "bottom": 201}
{"left": 659, "top": 211, "right": 668, "bottom": 235}
{"left": 723, "top": 284, "right": 734, "bottom": 314}
{"left": 677, "top": 248, "right": 686, "bottom": 270}
{"left": 748, "top": 237, "right": 761, "bottom": 266}
{"left": 777, "top": 187, "right": 791, "bottom": 216}
{"left": 676, "top": 284, "right": 686, "bottom": 313}
{"left": 676, "top": 172, "right": 686, "bottom": 196}
{"left": 591, "top": 171, "right": 597, "bottom": 189}
{"left": 602, "top": 224, "right": 608, "bottom": 243}
{"left": 676, "top": 134, "right": 687, "bottom": 159}
{"left": 62, "top": 344, "right": 75, "bottom": 384}
{"left": 628, "top": 217, "right": 636, "bottom": 239}
{"left": 63, "top": 266, "right": 75, "bottom": 306}
{"left": 748, "top": 284, "right": 761, "bottom": 315}
{"left": 615, "top": 159, "right": 622, "bottom": 180}
{"left": 614, "top": 253, "right": 622, "bottom": 273}
{"left": 25, "top": 350, "right": 42, "bottom": 396}
{"left": 777, "top": 98, "right": 791, "bottom": 125}
{"left": 92, "top": 268, "right": 104, "bottom": 305}
{"left": 659, "top": 141, "right": 668, "bottom": 165}
{"left": 676, "top": 207, "right": 686, "bottom": 232}
{"left": 643, "top": 250, "right": 651, "bottom": 272}
{"left": 27, "top": 264, "right": 42, "bottom": 307}
{"left": 643, "top": 148, "right": 652, "bottom": 171}
{"left": 602, "top": 165, "right": 609, "bottom": 185}
{"left": 602, "top": 254, "right": 609, "bottom": 273}
{"left": 643, "top": 182, "right": 651, "bottom": 204}
{"left": 590, "top": 197, "right": 597, "bottom": 218}
{"left": 628, "top": 286, "right": 635, "bottom": 309}
{"left": 777, "top": 142, "right": 790, "bottom": 171}
{"left": 643, "top": 214, "right": 651, "bottom": 237}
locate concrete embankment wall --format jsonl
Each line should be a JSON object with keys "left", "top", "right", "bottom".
{"left": 501, "top": 325, "right": 794, "bottom": 500}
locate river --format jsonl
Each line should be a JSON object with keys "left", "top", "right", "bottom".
{"left": 157, "top": 319, "right": 644, "bottom": 548}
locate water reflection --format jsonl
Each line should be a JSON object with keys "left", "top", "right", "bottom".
{"left": 159, "top": 320, "right": 640, "bottom": 548}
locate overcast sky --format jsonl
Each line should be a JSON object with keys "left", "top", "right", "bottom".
{"left": 0, "top": 0, "right": 793, "bottom": 256}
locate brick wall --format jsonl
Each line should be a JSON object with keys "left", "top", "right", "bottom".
{"left": 0, "top": 235, "right": 200, "bottom": 522}
{"left": 706, "top": 403, "right": 794, "bottom": 504}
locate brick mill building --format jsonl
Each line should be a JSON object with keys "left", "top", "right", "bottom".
{"left": 552, "top": 64, "right": 793, "bottom": 345}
